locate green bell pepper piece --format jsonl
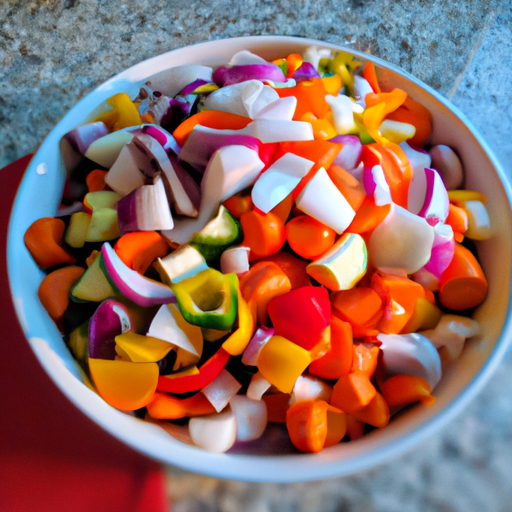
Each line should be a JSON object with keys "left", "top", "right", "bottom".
{"left": 172, "top": 268, "right": 239, "bottom": 331}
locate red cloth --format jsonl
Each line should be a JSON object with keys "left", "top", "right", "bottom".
{"left": 0, "top": 155, "right": 170, "bottom": 512}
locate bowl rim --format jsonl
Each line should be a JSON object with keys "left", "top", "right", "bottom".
{"left": 7, "top": 35, "right": 512, "bottom": 482}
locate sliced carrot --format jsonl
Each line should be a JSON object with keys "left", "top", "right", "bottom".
{"left": 324, "top": 406, "right": 347, "bottom": 447}
{"left": 38, "top": 265, "right": 85, "bottom": 331}
{"left": 262, "top": 393, "right": 290, "bottom": 423}
{"left": 286, "top": 399, "right": 329, "bottom": 453}
{"left": 380, "top": 374, "right": 436, "bottom": 408}
{"left": 239, "top": 261, "right": 291, "bottom": 326}
{"left": 330, "top": 370, "right": 377, "bottom": 413}
{"left": 240, "top": 209, "right": 286, "bottom": 260}
{"left": 86, "top": 169, "right": 108, "bottom": 192}
{"left": 362, "top": 61, "right": 381, "bottom": 94}
{"left": 172, "top": 110, "right": 252, "bottom": 146}
{"left": 349, "top": 391, "right": 390, "bottom": 428}
{"left": 371, "top": 272, "right": 425, "bottom": 334}
{"left": 309, "top": 315, "right": 354, "bottom": 380}
{"left": 24, "top": 217, "right": 76, "bottom": 269}
{"left": 259, "top": 251, "right": 311, "bottom": 289}
{"left": 351, "top": 343, "right": 380, "bottom": 379}
{"left": 331, "top": 287, "right": 384, "bottom": 337}
{"left": 146, "top": 391, "right": 216, "bottom": 419}
{"left": 327, "top": 164, "right": 366, "bottom": 212}
{"left": 386, "top": 96, "right": 433, "bottom": 147}
{"left": 438, "top": 242, "right": 487, "bottom": 310}
{"left": 114, "top": 231, "right": 170, "bottom": 274}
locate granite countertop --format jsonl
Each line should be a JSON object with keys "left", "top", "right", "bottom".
{"left": 1, "top": 1, "right": 512, "bottom": 511}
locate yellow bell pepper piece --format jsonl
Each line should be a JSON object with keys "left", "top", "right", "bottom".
{"left": 89, "top": 358, "right": 159, "bottom": 411}
{"left": 222, "top": 291, "right": 255, "bottom": 356}
{"left": 257, "top": 336, "right": 312, "bottom": 394}
{"left": 401, "top": 297, "right": 442, "bottom": 334}
{"left": 114, "top": 332, "right": 173, "bottom": 363}
{"left": 92, "top": 92, "right": 142, "bottom": 132}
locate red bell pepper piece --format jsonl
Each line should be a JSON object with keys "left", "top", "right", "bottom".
{"left": 267, "top": 286, "right": 330, "bottom": 351}
{"left": 156, "top": 348, "right": 230, "bottom": 394}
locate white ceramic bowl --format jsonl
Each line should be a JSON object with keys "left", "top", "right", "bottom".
{"left": 7, "top": 36, "right": 512, "bottom": 482}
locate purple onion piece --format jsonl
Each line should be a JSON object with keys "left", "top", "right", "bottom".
{"left": 292, "top": 62, "right": 320, "bottom": 82}
{"left": 88, "top": 299, "right": 132, "bottom": 360}
{"left": 64, "top": 122, "right": 109, "bottom": 155}
{"left": 213, "top": 64, "right": 287, "bottom": 86}
{"left": 160, "top": 97, "right": 195, "bottom": 133}
{"left": 179, "top": 78, "right": 212, "bottom": 95}
{"left": 329, "top": 134, "right": 363, "bottom": 171}
{"left": 116, "top": 188, "right": 139, "bottom": 234}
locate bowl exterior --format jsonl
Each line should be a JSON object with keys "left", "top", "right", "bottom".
{"left": 7, "top": 36, "right": 512, "bottom": 482}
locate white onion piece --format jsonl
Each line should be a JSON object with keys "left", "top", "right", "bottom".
{"left": 400, "top": 142, "right": 432, "bottom": 175}
{"left": 188, "top": 409, "right": 237, "bottom": 453}
{"left": 229, "top": 395, "right": 268, "bottom": 442}
{"left": 429, "top": 144, "right": 464, "bottom": 190}
{"left": 251, "top": 153, "right": 314, "bottom": 213}
{"left": 421, "top": 314, "right": 479, "bottom": 361}
{"left": 296, "top": 167, "right": 355, "bottom": 234}
{"left": 363, "top": 165, "right": 392, "bottom": 206}
{"left": 202, "top": 369, "right": 242, "bottom": 413}
{"left": 422, "top": 223, "right": 455, "bottom": 279}
{"left": 242, "top": 327, "right": 274, "bottom": 366}
{"left": 353, "top": 75, "right": 374, "bottom": 108}
{"left": 229, "top": 50, "right": 269, "bottom": 66}
{"left": 203, "top": 80, "right": 279, "bottom": 119}
{"left": 368, "top": 203, "right": 435, "bottom": 275}
{"left": 147, "top": 304, "right": 200, "bottom": 356}
{"left": 325, "top": 94, "right": 362, "bottom": 134}
{"left": 302, "top": 46, "right": 332, "bottom": 70}
{"left": 162, "top": 145, "right": 264, "bottom": 245}
{"left": 146, "top": 64, "right": 213, "bottom": 97}
{"left": 246, "top": 372, "right": 272, "bottom": 401}
{"left": 463, "top": 200, "right": 492, "bottom": 240}
{"left": 417, "top": 168, "right": 450, "bottom": 224}
{"left": 377, "top": 332, "right": 442, "bottom": 389}
{"left": 254, "top": 96, "right": 297, "bottom": 121}
{"left": 220, "top": 246, "right": 251, "bottom": 275}
{"left": 411, "top": 268, "right": 439, "bottom": 292}
{"left": 241, "top": 118, "right": 314, "bottom": 142}
{"left": 290, "top": 375, "right": 332, "bottom": 405}
{"left": 330, "top": 135, "right": 363, "bottom": 172}
{"left": 155, "top": 245, "right": 208, "bottom": 284}
{"left": 85, "top": 131, "right": 134, "bottom": 169}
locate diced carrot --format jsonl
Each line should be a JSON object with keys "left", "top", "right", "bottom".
{"left": 38, "top": 265, "right": 85, "bottom": 331}
{"left": 445, "top": 202, "right": 469, "bottom": 235}
{"left": 239, "top": 261, "right": 291, "bottom": 326}
{"left": 24, "top": 217, "right": 76, "bottom": 269}
{"left": 345, "top": 415, "right": 365, "bottom": 441}
{"left": 438, "top": 242, "right": 487, "bottom": 311}
{"left": 259, "top": 251, "right": 312, "bottom": 289}
{"left": 351, "top": 343, "right": 380, "bottom": 379}
{"left": 371, "top": 272, "right": 425, "bottom": 334}
{"left": 349, "top": 391, "right": 390, "bottom": 428}
{"left": 172, "top": 110, "right": 252, "bottom": 146}
{"left": 114, "top": 231, "right": 170, "bottom": 274}
{"left": 331, "top": 287, "right": 384, "bottom": 337}
{"left": 380, "top": 374, "right": 436, "bottom": 407}
{"left": 286, "top": 399, "right": 329, "bottom": 453}
{"left": 323, "top": 406, "right": 347, "bottom": 447}
{"left": 146, "top": 391, "right": 216, "bottom": 419}
{"left": 309, "top": 315, "right": 354, "bottom": 380}
{"left": 330, "top": 370, "right": 377, "bottom": 413}
{"left": 262, "top": 393, "right": 290, "bottom": 423}
{"left": 86, "top": 169, "right": 108, "bottom": 192}
{"left": 327, "top": 164, "right": 366, "bottom": 212}
{"left": 240, "top": 209, "right": 286, "bottom": 260}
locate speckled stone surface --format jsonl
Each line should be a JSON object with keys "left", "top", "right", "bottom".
{"left": 2, "top": 1, "right": 512, "bottom": 511}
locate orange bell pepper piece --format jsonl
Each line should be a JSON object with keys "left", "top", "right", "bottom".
{"left": 386, "top": 96, "right": 433, "bottom": 147}
{"left": 24, "top": 217, "right": 76, "bottom": 269}
{"left": 371, "top": 272, "right": 426, "bottom": 334}
{"left": 286, "top": 399, "right": 330, "bottom": 453}
{"left": 275, "top": 78, "right": 331, "bottom": 120}
{"left": 380, "top": 374, "right": 436, "bottom": 407}
{"left": 240, "top": 209, "right": 286, "bottom": 260}
{"left": 330, "top": 370, "right": 377, "bottom": 413}
{"left": 172, "top": 110, "right": 252, "bottom": 146}
{"left": 114, "top": 231, "right": 170, "bottom": 274}
{"left": 309, "top": 315, "right": 354, "bottom": 380}
{"left": 348, "top": 391, "right": 390, "bottom": 428}
{"left": 38, "top": 265, "right": 85, "bottom": 332}
{"left": 445, "top": 203, "right": 469, "bottom": 240}
{"left": 239, "top": 260, "right": 292, "bottom": 326}
{"left": 362, "top": 61, "right": 381, "bottom": 94}
{"left": 285, "top": 53, "right": 303, "bottom": 77}
{"left": 331, "top": 287, "right": 384, "bottom": 337}
{"left": 438, "top": 242, "right": 487, "bottom": 311}
{"left": 346, "top": 196, "right": 392, "bottom": 235}
{"left": 146, "top": 391, "right": 216, "bottom": 419}
{"left": 301, "top": 112, "right": 337, "bottom": 140}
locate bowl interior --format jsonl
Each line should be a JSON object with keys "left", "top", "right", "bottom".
{"left": 7, "top": 36, "right": 512, "bottom": 482}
